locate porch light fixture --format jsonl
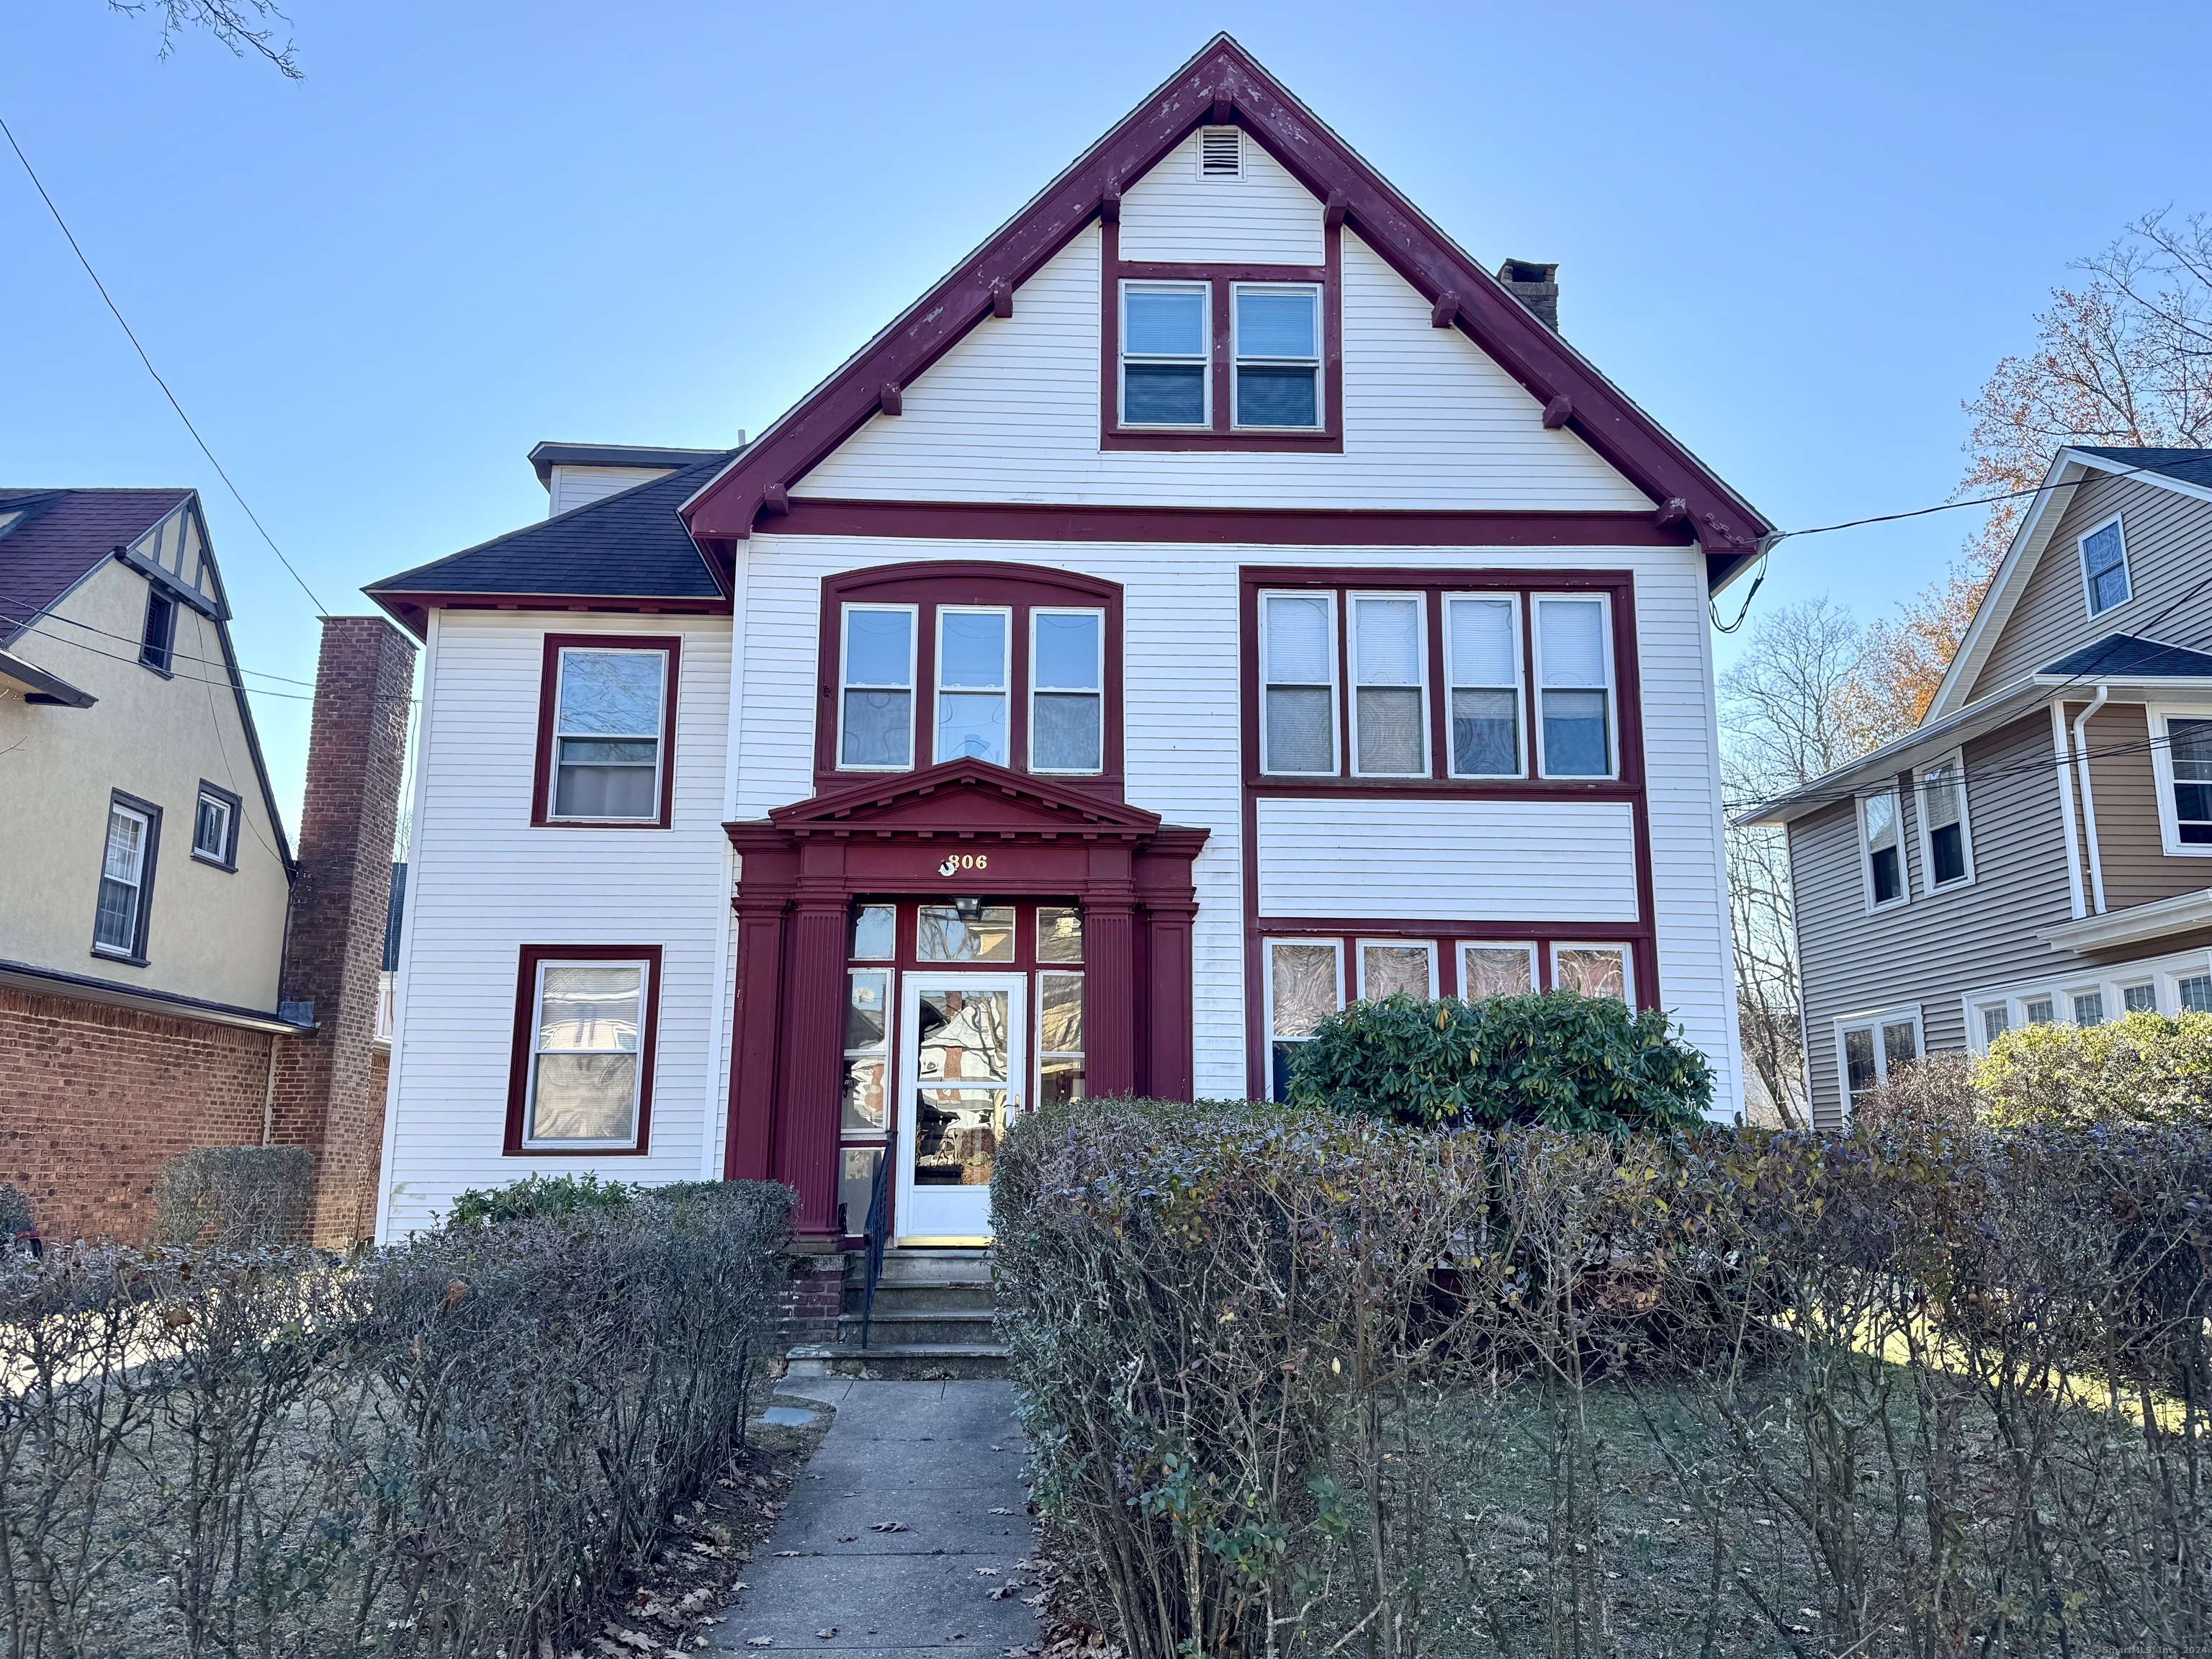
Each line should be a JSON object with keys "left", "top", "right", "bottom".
{"left": 953, "top": 895, "right": 984, "bottom": 922}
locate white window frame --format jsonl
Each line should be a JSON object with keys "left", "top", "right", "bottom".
{"left": 1347, "top": 590, "right": 1429, "bottom": 778}
{"left": 2146, "top": 703, "right": 2212, "bottom": 857}
{"left": 92, "top": 799, "right": 155, "bottom": 960}
{"left": 1549, "top": 942, "right": 1634, "bottom": 1005}
{"left": 1959, "top": 945, "right": 2212, "bottom": 1053}
{"left": 1027, "top": 606, "right": 1106, "bottom": 776}
{"left": 2077, "top": 513, "right": 2131, "bottom": 619}
{"left": 192, "top": 787, "right": 236, "bottom": 868}
{"left": 1457, "top": 940, "right": 1538, "bottom": 999}
{"left": 2066, "top": 985, "right": 2107, "bottom": 1028}
{"left": 1229, "top": 282, "right": 1323, "bottom": 431}
{"left": 1036, "top": 968, "right": 1086, "bottom": 1106}
{"left": 1443, "top": 593, "right": 1525, "bottom": 780}
{"left": 521, "top": 956, "right": 649, "bottom": 1151}
{"left": 933, "top": 604, "right": 1013, "bottom": 767}
{"left": 836, "top": 603, "right": 917, "bottom": 773}
{"left": 547, "top": 644, "right": 670, "bottom": 821}
{"left": 1264, "top": 936, "right": 1344, "bottom": 1101}
{"left": 1530, "top": 593, "right": 1618, "bottom": 781}
{"left": 1913, "top": 748, "right": 1974, "bottom": 894}
{"left": 1355, "top": 938, "right": 1437, "bottom": 1001}
{"left": 1259, "top": 589, "right": 1341, "bottom": 777}
{"left": 1118, "top": 279, "right": 1212, "bottom": 429}
{"left": 1833, "top": 1004, "right": 1924, "bottom": 1118}
{"left": 1858, "top": 786, "right": 1907, "bottom": 913}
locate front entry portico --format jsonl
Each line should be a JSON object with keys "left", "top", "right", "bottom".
{"left": 723, "top": 760, "right": 1207, "bottom": 1244}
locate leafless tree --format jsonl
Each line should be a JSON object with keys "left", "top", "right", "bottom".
{"left": 105, "top": 0, "right": 301, "bottom": 78}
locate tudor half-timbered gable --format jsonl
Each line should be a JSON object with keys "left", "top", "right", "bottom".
{"left": 369, "top": 37, "right": 1773, "bottom": 1244}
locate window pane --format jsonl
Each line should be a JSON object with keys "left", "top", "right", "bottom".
{"left": 1361, "top": 944, "right": 1431, "bottom": 1002}
{"left": 1538, "top": 599, "right": 1607, "bottom": 687}
{"left": 1930, "top": 822, "right": 1966, "bottom": 886}
{"left": 554, "top": 743, "right": 658, "bottom": 818}
{"left": 842, "top": 689, "right": 911, "bottom": 768}
{"left": 1871, "top": 846, "right": 1902, "bottom": 905}
{"left": 1452, "top": 688, "right": 1519, "bottom": 775}
{"left": 2182, "top": 976, "right": 2212, "bottom": 1015}
{"left": 912, "top": 1089, "right": 1004, "bottom": 1186}
{"left": 1881, "top": 1021, "right": 1917, "bottom": 1070}
{"left": 194, "top": 796, "right": 229, "bottom": 858}
{"left": 94, "top": 879, "right": 138, "bottom": 953}
{"left": 1354, "top": 598, "right": 1421, "bottom": 685}
{"left": 936, "top": 691, "right": 1007, "bottom": 764}
{"left": 1355, "top": 687, "right": 1424, "bottom": 773}
{"left": 1461, "top": 945, "right": 1533, "bottom": 999}
{"left": 1843, "top": 1028, "right": 1877, "bottom": 1097}
{"left": 845, "top": 969, "right": 890, "bottom": 1051}
{"left": 2092, "top": 565, "right": 2128, "bottom": 612}
{"left": 1269, "top": 943, "right": 1339, "bottom": 1039}
{"left": 1264, "top": 595, "right": 1333, "bottom": 683}
{"left": 845, "top": 608, "right": 912, "bottom": 687}
{"left": 2122, "top": 984, "right": 2157, "bottom": 1014}
{"left": 1039, "top": 972, "right": 1084, "bottom": 1055}
{"left": 1555, "top": 947, "right": 1626, "bottom": 1001}
{"left": 529, "top": 1053, "right": 637, "bottom": 1141}
{"left": 1039, "top": 1058, "right": 1085, "bottom": 1107}
{"left": 1125, "top": 289, "right": 1206, "bottom": 355}
{"left": 1033, "top": 613, "right": 1100, "bottom": 690}
{"left": 1236, "top": 288, "right": 1316, "bottom": 357}
{"left": 559, "top": 651, "right": 664, "bottom": 737}
{"left": 1862, "top": 793, "right": 1897, "bottom": 849}
{"left": 940, "top": 612, "right": 1007, "bottom": 690}
{"left": 102, "top": 808, "right": 145, "bottom": 884}
{"left": 915, "top": 905, "right": 1015, "bottom": 963}
{"left": 841, "top": 1058, "right": 886, "bottom": 1132}
{"left": 839, "top": 1146, "right": 885, "bottom": 1236}
{"left": 537, "top": 966, "right": 642, "bottom": 1052}
{"left": 1923, "top": 762, "right": 1961, "bottom": 828}
{"left": 1037, "top": 906, "right": 1083, "bottom": 963}
{"left": 1982, "top": 1005, "right": 2010, "bottom": 1043}
{"left": 1123, "top": 364, "right": 1205, "bottom": 424}
{"left": 917, "top": 986, "right": 1012, "bottom": 1082}
{"left": 1265, "top": 687, "right": 1334, "bottom": 773}
{"left": 850, "top": 904, "right": 895, "bottom": 961}
{"left": 1033, "top": 693, "right": 1102, "bottom": 770}
{"left": 2023, "top": 998, "right": 2052, "bottom": 1026}
{"left": 2072, "top": 991, "right": 2104, "bottom": 1025}
{"left": 1449, "top": 598, "right": 1516, "bottom": 684}
{"left": 1541, "top": 689, "right": 1609, "bottom": 776}
{"left": 1234, "top": 366, "right": 1316, "bottom": 427}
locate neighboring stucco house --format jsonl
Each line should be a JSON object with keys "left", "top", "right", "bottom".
{"left": 1748, "top": 446, "right": 2212, "bottom": 1125}
{"left": 368, "top": 36, "right": 1775, "bottom": 1249}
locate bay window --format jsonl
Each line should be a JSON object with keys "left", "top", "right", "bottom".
{"left": 840, "top": 606, "right": 916, "bottom": 770}
{"left": 1120, "top": 283, "right": 1210, "bottom": 426}
{"left": 537, "top": 637, "right": 678, "bottom": 827}
{"left": 1445, "top": 595, "right": 1522, "bottom": 778}
{"left": 935, "top": 607, "right": 1010, "bottom": 765}
{"left": 506, "top": 945, "right": 660, "bottom": 1154}
{"left": 1232, "top": 284, "right": 1321, "bottom": 428}
{"left": 1349, "top": 593, "right": 1426, "bottom": 776}
{"left": 1533, "top": 595, "right": 1614, "bottom": 778}
{"left": 1030, "top": 610, "right": 1104, "bottom": 773}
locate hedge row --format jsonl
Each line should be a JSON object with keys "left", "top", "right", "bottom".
{"left": 0, "top": 1179, "right": 792, "bottom": 1658}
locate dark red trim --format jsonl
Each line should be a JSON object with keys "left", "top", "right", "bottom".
{"left": 530, "top": 634, "right": 682, "bottom": 830}
{"left": 812, "top": 562, "right": 1125, "bottom": 800}
{"left": 765, "top": 499, "right": 1693, "bottom": 548}
{"left": 679, "top": 36, "right": 1771, "bottom": 588}
{"left": 368, "top": 590, "right": 727, "bottom": 640}
{"left": 504, "top": 943, "right": 663, "bottom": 1156}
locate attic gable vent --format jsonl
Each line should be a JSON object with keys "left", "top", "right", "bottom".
{"left": 1199, "top": 126, "right": 1242, "bottom": 179}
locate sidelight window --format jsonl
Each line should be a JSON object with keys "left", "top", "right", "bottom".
{"left": 840, "top": 606, "right": 916, "bottom": 770}
{"left": 1260, "top": 592, "right": 1338, "bottom": 775}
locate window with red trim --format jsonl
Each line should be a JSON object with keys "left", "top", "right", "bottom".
{"left": 531, "top": 635, "right": 680, "bottom": 828}
{"left": 505, "top": 944, "right": 661, "bottom": 1155}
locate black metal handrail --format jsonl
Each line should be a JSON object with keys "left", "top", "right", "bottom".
{"left": 858, "top": 1127, "right": 896, "bottom": 1349}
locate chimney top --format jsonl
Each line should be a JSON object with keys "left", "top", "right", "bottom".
{"left": 1496, "top": 260, "right": 1560, "bottom": 333}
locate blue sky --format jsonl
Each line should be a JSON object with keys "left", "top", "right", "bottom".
{"left": 3, "top": 1, "right": 2203, "bottom": 829}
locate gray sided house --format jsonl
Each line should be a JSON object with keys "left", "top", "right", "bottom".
{"left": 1748, "top": 448, "right": 2212, "bottom": 1125}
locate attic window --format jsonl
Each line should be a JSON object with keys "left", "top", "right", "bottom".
{"left": 1200, "top": 127, "right": 1241, "bottom": 179}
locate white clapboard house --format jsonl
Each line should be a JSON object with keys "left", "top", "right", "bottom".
{"left": 368, "top": 37, "right": 1772, "bottom": 1250}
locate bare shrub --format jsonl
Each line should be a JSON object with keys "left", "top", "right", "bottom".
{"left": 153, "top": 1145, "right": 315, "bottom": 1247}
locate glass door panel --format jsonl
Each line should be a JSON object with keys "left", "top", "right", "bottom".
{"left": 897, "top": 972, "right": 1026, "bottom": 1241}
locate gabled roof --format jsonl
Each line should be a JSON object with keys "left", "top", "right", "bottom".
{"left": 365, "top": 450, "right": 737, "bottom": 637}
{"left": 2072, "top": 446, "right": 2212, "bottom": 495}
{"left": 679, "top": 34, "right": 1772, "bottom": 590}
{"left": 0, "top": 487, "right": 192, "bottom": 647}
{"left": 2038, "top": 631, "right": 2212, "bottom": 680}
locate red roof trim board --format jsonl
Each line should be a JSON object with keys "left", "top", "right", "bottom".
{"left": 680, "top": 34, "right": 1771, "bottom": 591}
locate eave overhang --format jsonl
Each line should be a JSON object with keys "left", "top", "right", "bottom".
{"left": 2038, "top": 888, "right": 2212, "bottom": 955}
{"left": 0, "top": 958, "right": 313, "bottom": 1035}
{"left": 0, "top": 647, "right": 95, "bottom": 707}
{"left": 366, "top": 589, "right": 731, "bottom": 641}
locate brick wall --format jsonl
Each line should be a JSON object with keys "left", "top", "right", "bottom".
{"left": 0, "top": 984, "right": 273, "bottom": 1242}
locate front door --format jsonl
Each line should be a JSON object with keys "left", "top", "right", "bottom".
{"left": 895, "top": 970, "right": 1027, "bottom": 1243}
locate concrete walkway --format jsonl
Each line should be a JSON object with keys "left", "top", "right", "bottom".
{"left": 711, "top": 1379, "right": 1040, "bottom": 1656}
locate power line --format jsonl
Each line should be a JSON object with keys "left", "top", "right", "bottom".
{"left": 2, "top": 606, "right": 318, "bottom": 685}
{"left": 1, "top": 111, "right": 330, "bottom": 616}
{"left": 3, "top": 617, "right": 319, "bottom": 699}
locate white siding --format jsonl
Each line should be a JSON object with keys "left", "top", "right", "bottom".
{"left": 548, "top": 465, "right": 675, "bottom": 516}
{"left": 735, "top": 534, "right": 1737, "bottom": 1110}
{"left": 379, "top": 611, "right": 732, "bottom": 1236}
{"left": 796, "top": 229, "right": 1649, "bottom": 511}
{"left": 1255, "top": 798, "right": 1638, "bottom": 921}
{"left": 1118, "top": 129, "right": 1324, "bottom": 264}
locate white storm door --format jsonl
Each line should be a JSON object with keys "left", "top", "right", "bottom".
{"left": 896, "top": 971, "right": 1027, "bottom": 1243}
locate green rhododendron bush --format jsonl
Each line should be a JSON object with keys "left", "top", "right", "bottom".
{"left": 995, "top": 1097, "right": 2212, "bottom": 1659}
{"left": 1974, "top": 1008, "right": 2212, "bottom": 1128}
{"left": 1284, "top": 990, "right": 1713, "bottom": 1133}
{"left": 0, "top": 1179, "right": 792, "bottom": 1658}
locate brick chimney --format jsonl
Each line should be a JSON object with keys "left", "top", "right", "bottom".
{"left": 272, "top": 616, "right": 416, "bottom": 1246}
{"left": 1496, "top": 259, "right": 1560, "bottom": 332}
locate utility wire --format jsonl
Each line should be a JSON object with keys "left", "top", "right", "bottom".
{"left": 1, "top": 607, "right": 319, "bottom": 685}
{"left": 1, "top": 111, "right": 330, "bottom": 616}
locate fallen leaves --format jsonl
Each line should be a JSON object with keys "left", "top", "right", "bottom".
{"left": 868, "top": 1521, "right": 909, "bottom": 1533}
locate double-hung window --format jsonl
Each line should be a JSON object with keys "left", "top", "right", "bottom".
{"left": 1261, "top": 592, "right": 1339, "bottom": 775}
{"left": 1837, "top": 1007, "right": 1920, "bottom": 1116}
{"left": 1445, "top": 595, "right": 1522, "bottom": 778}
{"left": 192, "top": 781, "right": 240, "bottom": 871}
{"left": 1266, "top": 938, "right": 1342, "bottom": 1102}
{"left": 93, "top": 793, "right": 158, "bottom": 961}
{"left": 1916, "top": 752, "right": 1972, "bottom": 890}
{"left": 545, "top": 643, "right": 672, "bottom": 823}
{"left": 839, "top": 606, "right": 916, "bottom": 770}
{"left": 2080, "top": 517, "right": 2130, "bottom": 616}
{"left": 514, "top": 953, "right": 654, "bottom": 1151}
{"left": 1532, "top": 596, "right": 1614, "bottom": 778}
{"left": 1232, "top": 284, "right": 1321, "bottom": 429}
{"left": 1120, "top": 283, "right": 1210, "bottom": 427}
{"left": 1349, "top": 593, "right": 1426, "bottom": 776}
{"left": 1030, "top": 610, "right": 1104, "bottom": 773}
{"left": 1861, "top": 788, "right": 1905, "bottom": 908}
{"left": 2152, "top": 709, "right": 2212, "bottom": 853}
{"left": 935, "top": 607, "right": 1010, "bottom": 765}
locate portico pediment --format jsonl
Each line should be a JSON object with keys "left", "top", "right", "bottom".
{"left": 743, "top": 760, "right": 1164, "bottom": 844}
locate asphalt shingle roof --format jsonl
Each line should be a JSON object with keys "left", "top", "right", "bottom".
{"left": 2074, "top": 447, "right": 2212, "bottom": 493}
{"left": 366, "top": 451, "right": 735, "bottom": 604}
{"left": 0, "top": 487, "right": 189, "bottom": 647}
{"left": 2040, "top": 631, "right": 2212, "bottom": 680}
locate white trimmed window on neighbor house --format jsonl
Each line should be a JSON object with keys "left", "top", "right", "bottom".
{"left": 2079, "top": 516, "right": 2131, "bottom": 616}
{"left": 1859, "top": 786, "right": 1905, "bottom": 910}
{"left": 1915, "top": 752, "right": 1973, "bottom": 892}
{"left": 1835, "top": 1006, "right": 1922, "bottom": 1117}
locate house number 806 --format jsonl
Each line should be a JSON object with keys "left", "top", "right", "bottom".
{"left": 938, "top": 853, "right": 989, "bottom": 876}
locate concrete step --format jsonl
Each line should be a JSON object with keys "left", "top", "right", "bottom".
{"left": 857, "top": 1249, "right": 994, "bottom": 1287}
{"left": 788, "top": 1341, "right": 1008, "bottom": 1381}
{"left": 841, "top": 1279, "right": 994, "bottom": 1316}
{"left": 838, "top": 1307, "right": 996, "bottom": 1346}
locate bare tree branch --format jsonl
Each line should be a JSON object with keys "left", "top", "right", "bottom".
{"left": 105, "top": 0, "right": 302, "bottom": 78}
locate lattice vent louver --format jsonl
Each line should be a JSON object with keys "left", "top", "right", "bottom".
{"left": 1200, "top": 127, "right": 1241, "bottom": 179}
